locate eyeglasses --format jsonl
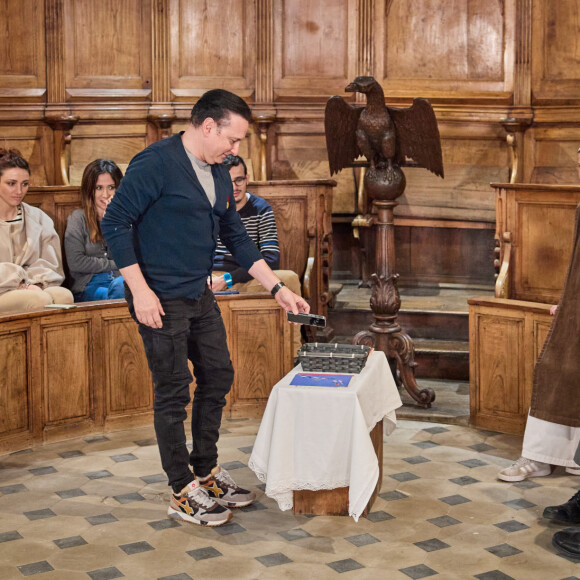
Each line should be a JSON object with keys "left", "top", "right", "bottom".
{"left": 231, "top": 176, "right": 247, "bottom": 186}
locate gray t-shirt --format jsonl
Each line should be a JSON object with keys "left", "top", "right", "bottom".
{"left": 184, "top": 148, "right": 216, "bottom": 207}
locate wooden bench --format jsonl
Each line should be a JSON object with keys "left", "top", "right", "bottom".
{"left": 0, "top": 295, "right": 293, "bottom": 454}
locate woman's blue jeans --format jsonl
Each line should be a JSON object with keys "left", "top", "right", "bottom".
{"left": 76, "top": 272, "right": 125, "bottom": 301}
{"left": 126, "top": 285, "right": 234, "bottom": 493}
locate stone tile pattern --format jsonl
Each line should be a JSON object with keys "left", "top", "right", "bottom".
{"left": 0, "top": 418, "right": 577, "bottom": 579}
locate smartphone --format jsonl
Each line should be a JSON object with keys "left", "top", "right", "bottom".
{"left": 287, "top": 312, "right": 326, "bottom": 327}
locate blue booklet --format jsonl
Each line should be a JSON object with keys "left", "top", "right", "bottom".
{"left": 290, "top": 373, "right": 353, "bottom": 387}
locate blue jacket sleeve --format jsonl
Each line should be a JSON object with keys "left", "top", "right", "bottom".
{"left": 101, "top": 148, "right": 164, "bottom": 269}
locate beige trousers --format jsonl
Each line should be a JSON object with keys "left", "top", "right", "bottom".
{"left": 0, "top": 286, "right": 74, "bottom": 315}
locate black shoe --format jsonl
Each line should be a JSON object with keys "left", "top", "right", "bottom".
{"left": 543, "top": 491, "right": 580, "bottom": 524}
{"left": 552, "top": 527, "right": 580, "bottom": 559}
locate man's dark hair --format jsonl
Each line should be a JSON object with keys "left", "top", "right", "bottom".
{"left": 190, "top": 89, "right": 252, "bottom": 127}
{"left": 223, "top": 155, "right": 248, "bottom": 175}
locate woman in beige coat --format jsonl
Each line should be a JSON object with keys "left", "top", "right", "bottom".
{"left": 0, "top": 148, "right": 73, "bottom": 314}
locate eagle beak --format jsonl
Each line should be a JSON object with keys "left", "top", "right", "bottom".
{"left": 345, "top": 83, "right": 358, "bottom": 93}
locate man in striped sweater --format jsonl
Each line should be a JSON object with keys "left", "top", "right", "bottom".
{"left": 212, "top": 155, "right": 301, "bottom": 297}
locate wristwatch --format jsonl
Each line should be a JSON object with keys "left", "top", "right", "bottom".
{"left": 223, "top": 273, "right": 233, "bottom": 289}
{"left": 270, "top": 281, "right": 285, "bottom": 296}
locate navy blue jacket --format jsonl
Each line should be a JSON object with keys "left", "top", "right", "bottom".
{"left": 101, "top": 133, "right": 263, "bottom": 300}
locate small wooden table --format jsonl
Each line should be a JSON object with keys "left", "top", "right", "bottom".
{"left": 249, "top": 351, "right": 401, "bottom": 521}
{"left": 292, "top": 420, "right": 383, "bottom": 517}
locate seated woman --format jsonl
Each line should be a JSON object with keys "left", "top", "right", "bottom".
{"left": 0, "top": 149, "right": 73, "bottom": 314}
{"left": 65, "top": 159, "right": 124, "bottom": 301}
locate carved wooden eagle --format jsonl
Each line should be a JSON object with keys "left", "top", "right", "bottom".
{"left": 325, "top": 76, "right": 444, "bottom": 179}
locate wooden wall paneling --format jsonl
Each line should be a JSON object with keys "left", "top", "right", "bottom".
{"left": 469, "top": 297, "right": 553, "bottom": 434}
{"left": 0, "top": 321, "right": 34, "bottom": 453}
{"left": 169, "top": 0, "right": 256, "bottom": 105}
{"left": 102, "top": 309, "right": 154, "bottom": 429}
{"left": 531, "top": 0, "right": 580, "bottom": 105}
{"left": 469, "top": 303, "right": 526, "bottom": 434}
{"left": 513, "top": 197, "right": 578, "bottom": 303}
{"left": 226, "top": 298, "right": 290, "bottom": 418}
{"left": 396, "top": 222, "right": 496, "bottom": 285}
{"left": 374, "top": 0, "right": 515, "bottom": 101}
{"left": 62, "top": 0, "right": 152, "bottom": 104}
{"left": 270, "top": 120, "right": 357, "bottom": 213}
{"left": 396, "top": 122, "right": 509, "bottom": 222}
{"left": 493, "top": 183, "right": 580, "bottom": 301}
{"left": 0, "top": 0, "right": 46, "bottom": 109}
{"left": 273, "top": 0, "right": 357, "bottom": 100}
{"left": 0, "top": 125, "right": 55, "bottom": 185}
{"left": 524, "top": 126, "right": 580, "bottom": 184}
{"left": 40, "top": 314, "right": 94, "bottom": 442}
{"left": 68, "top": 122, "right": 149, "bottom": 184}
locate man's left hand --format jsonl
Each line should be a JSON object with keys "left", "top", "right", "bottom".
{"left": 274, "top": 286, "right": 309, "bottom": 315}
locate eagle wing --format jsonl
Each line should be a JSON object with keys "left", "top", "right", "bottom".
{"left": 388, "top": 98, "right": 444, "bottom": 178}
{"left": 324, "top": 96, "right": 364, "bottom": 175}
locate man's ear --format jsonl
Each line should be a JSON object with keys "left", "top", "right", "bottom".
{"left": 201, "top": 118, "right": 215, "bottom": 136}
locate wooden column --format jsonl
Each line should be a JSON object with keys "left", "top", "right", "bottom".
{"left": 253, "top": 0, "right": 276, "bottom": 180}
{"left": 148, "top": 0, "right": 174, "bottom": 143}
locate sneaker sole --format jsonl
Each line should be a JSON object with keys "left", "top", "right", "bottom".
{"left": 214, "top": 496, "right": 256, "bottom": 508}
{"left": 167, "top": 507, "right": 233, "bottom": 527}
{"left": 566, "top": 468, "right": 580, "bottom": 475}
{"left": 497, "top": 467, "right": 551, "bottom": 482}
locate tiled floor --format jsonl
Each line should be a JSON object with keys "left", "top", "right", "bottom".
{"left": 1, "top": 418, "right": 579, "bottom": 579}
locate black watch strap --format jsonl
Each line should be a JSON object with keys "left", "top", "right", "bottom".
{"left": 270, "top": 281, "right": 285, "bottom": 297}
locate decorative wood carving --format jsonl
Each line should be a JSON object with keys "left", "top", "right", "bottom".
{"left": 45, "top": 0, "right": 66, "bottom": 114}
{"left": 44, "top": 114, "right": 79, "bottom": 185}
{"left": 514, "top": 0, "right": 532, "bottom": 108}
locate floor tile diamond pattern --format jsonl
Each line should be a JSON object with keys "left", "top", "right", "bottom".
{"left": 0, "top": 418, "right": 578, "bottom": 579}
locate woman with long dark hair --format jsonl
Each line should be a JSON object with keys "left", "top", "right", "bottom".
{"left": 65, "top": 159, "right": 125, "bottom": 301}
{"left": 0, "top": 148, "right": 73, "bottom": 313}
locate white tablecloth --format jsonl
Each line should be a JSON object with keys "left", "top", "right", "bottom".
{"left": 248, "top": 350, "right": 402, "bottom": 521}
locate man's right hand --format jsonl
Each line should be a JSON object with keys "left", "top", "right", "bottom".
{"left": 133, "top": 287, "right": 165, "bottom": 328}
{"left": 211, "top": 276, "right": 228, "bottom": 292}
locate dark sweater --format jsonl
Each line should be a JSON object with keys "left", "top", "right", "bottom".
{"left": 101, "top": 133, "right": 263, "bottom": 300}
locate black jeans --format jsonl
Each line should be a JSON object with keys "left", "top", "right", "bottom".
{"left": 126, "top": 285, "right": 234, "bottom": 493}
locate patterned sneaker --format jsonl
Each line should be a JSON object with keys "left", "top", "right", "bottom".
{"left": 199, "top": 465, "right": 256, "bottom": 508}
{"left": 167, "top": 479, "right": 232, "bottom": 526}
{"left": 497, "top": 456, "right": 551, "bottom": 482}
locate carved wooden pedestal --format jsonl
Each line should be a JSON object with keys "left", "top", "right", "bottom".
{"left": 292, "top": 420, "right": 383, "bottom": 516}
{"left": 353, "top": 201, "right": 436, "bottom": 408}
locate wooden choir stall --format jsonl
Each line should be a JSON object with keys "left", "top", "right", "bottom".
{"left": 469, "top": 183, "right": 580, "bottom": 434}
{"left": 0, "top": 180, "right": 334, "bottom": 454}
